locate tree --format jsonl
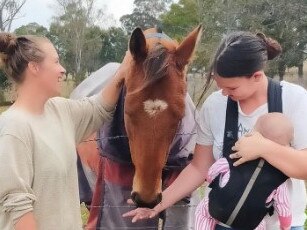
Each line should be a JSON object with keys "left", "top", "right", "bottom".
{"left": 0, "top": 70, "right": 9, "bottom": 89}
{"left": 0, "top": 0, "right": 26, "bottom": 32}
{"left": 81, "top": 25, "right": 104, "bottom": 74}
{"left": 161, "top": 0, "right": 200, "bottom": 39}
{"left": 14, "top": 22, "right": 48, "bottom": 36}
{"left": 209, "top": 0, "right": 307, "bottom": 80}
{"left": 158, "top": 0, "right": 307, "bottom": 100}
{"left": 120, "top": 0, "right": 173, "bottom": 34}
{"left": 237, "top": 0, "right": 307, "bottom": 80}
{"left": 99, "top": 27, "right": 128, "bottom": 65}
{"left": 51, "top": 0, "right": 104, "bottom": 82}
{"left": 161, "top": 0, "right": 229, "bottom": 72}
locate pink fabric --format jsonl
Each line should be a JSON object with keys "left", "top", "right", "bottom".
{"left": 195, "top": 198, "right": 266, "bottom": 230}
{"left": 195, "top": 158, "right": 292, "bottom": 230}
{"left": 195, "top": 199, "right": 217, "bottom": 230}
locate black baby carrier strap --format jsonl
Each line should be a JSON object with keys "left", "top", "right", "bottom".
{"left": 208, "top": 78, "right": 289, "bottom": 230}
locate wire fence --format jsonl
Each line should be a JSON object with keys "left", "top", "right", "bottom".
{"left": 80, "top": 132, "right": 200, "bottom": 229}
{"left": 81, "top": 132, "right": 197, "bottom": 143}
{"left": 82, "top": 201, "right": 202, "bottom": 230}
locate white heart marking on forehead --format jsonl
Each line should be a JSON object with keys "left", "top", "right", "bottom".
{"left": 144, "top": 99, "right": 168, "bottom": 117}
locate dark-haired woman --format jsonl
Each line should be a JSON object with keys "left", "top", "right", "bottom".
{"left": 0, "top": 33, "right": 127, "bottom": 229}
{"left": 123, "top": 31, "right": 307, "bottom": 230}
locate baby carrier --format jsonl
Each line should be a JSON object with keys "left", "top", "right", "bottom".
{"left": 208, "top": 79, "right": 289, "bottom": 230}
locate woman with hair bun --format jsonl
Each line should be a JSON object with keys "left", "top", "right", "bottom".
{"left": 123, "top": 31, "right": 307, "bottom": 230}
{"left": 0, "top": 33, "right": 127, "bottom": 229}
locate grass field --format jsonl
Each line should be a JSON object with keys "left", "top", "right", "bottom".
{"left": 80, "top": 203, "right": 90, "bottom": 227}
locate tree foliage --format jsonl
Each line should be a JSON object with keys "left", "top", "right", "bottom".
{"left": 14, "top": 22, "right": 48, "bottom": 36}
{"left": 81, "top": 26, "right": 104, "bottom": 74}
{"left": 161, "top": 0, "right": 225, "bottom": 71}
{"left": 99, "top": 27, "right": 128, "bottom": 66}
{"left": 51, "top": 0, "right": 104, "bottom": 82}
{"left": 161, "top": 0, "right": 307, "bottom": 79}
{"left": 210, "top": 0, "right": 307, "bottom": 80}
{"left": 161, "top": 0, "right": 200, "bottom": 39}
{"left": 120, "top": 0, "right": 173, "bottom": 34}
{"left": 2, "top": 0, "right": 306, "bottom": 93}
{"left": 0, "top": 70, "right": 9, "bottom": 89}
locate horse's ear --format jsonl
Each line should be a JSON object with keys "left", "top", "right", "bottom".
{"left": 175, "top": 25, "right": 202, "bottom": 70}
{"left": 129, "top": 27, "right": 147, "bottom": 62}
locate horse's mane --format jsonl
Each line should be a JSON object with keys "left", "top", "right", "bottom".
{"left": 142, "top": 44, "right": 170, "bottom": 90}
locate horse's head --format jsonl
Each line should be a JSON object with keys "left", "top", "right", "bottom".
{"left": 123, "top": 26, "right": 202, "bottom": 208}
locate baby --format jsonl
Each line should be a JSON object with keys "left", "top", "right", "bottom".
{"left": 195, "top": 112, "right": 293, "bottom": 230}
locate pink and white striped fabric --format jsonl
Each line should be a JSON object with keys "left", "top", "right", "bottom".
{"left": 194, "top": 158, "right": 292, "bottom": 230}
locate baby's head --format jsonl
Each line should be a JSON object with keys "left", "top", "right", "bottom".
{"left": 253, "top": 113, "right": 293, "bottom": 146}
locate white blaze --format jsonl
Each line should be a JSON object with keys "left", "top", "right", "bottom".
{"left": 144, "top": 99, "right": 168, "bottom": 117}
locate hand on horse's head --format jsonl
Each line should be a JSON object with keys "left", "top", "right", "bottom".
{"left": 113, "top": 51, "right": 132, "bottom": 87}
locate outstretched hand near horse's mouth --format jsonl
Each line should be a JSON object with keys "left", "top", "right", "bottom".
{"left": 122, "top": 207, "right": 158, "bottom": 223}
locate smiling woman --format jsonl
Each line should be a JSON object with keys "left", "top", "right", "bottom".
{"left": 0, "top": 32, "right": 126, "bottom": 230}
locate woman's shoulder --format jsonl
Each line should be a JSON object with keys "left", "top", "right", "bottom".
{"left": 46, "top": 96, "right": 95, "bottom": 112}
{"left": 280, "top": 81, "right": 307, "bottom": 116}
{"left": 0, "top": 108, "right": 32, "bottom": 139}
{"left": 281, "top": 81, "right": 307, "bottom": 95}
{"left": 201, "top": 90, "right": 227, "bottom": 110}
{"left": 46, "top": 96, "right": 69, "bottom": 110}
{"left": 281, "top": 81, "right": 307, "bottom": 101}
{"left": 45, "top": 96, "right": 76, "bottom": 117}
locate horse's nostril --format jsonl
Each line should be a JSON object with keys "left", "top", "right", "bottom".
{"left": 131, "top": 191, "right": 138, "bottom": 204}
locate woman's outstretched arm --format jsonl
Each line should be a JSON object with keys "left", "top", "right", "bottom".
{"left": 123, "top": 144, "right": 215, "bottom": 223}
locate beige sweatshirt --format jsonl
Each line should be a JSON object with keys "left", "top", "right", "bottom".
{"left": 0, "top": 95, "right": 114, "bottom": 230}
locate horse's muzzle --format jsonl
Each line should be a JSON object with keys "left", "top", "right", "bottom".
{"left": 131, "top": 192, "right": 162, "bottom": 209}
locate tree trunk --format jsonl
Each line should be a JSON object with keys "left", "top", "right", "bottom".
{"left": 298, "top": 64, "right": 303, "bottom": 79}
{"left": 0, "top": 0, "right": 26, "bottom": 32}
{"left": 278, "top": 63, "right": 286, "bottom": 81}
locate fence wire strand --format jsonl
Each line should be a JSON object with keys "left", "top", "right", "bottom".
{"left": 81, "top": 132, "right": 197, "bottom": 143}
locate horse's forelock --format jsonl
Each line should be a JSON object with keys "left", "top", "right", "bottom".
{"left": 142, "top": 45, "right": 170, "bottom": 88}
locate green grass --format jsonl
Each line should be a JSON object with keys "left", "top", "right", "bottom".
{"left": 80, "top": 203, "right": 90, "bottom": 227}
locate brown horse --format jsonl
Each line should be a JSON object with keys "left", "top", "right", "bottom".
{"left": 73, "top": 26, "right": 202, "bottom": 228}
{"left": 123, "top": 25, "right": 202, "bottom": 207}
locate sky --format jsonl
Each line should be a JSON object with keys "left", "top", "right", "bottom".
{"left": 11, "top": 0, "right": 134, "bottom": 30}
